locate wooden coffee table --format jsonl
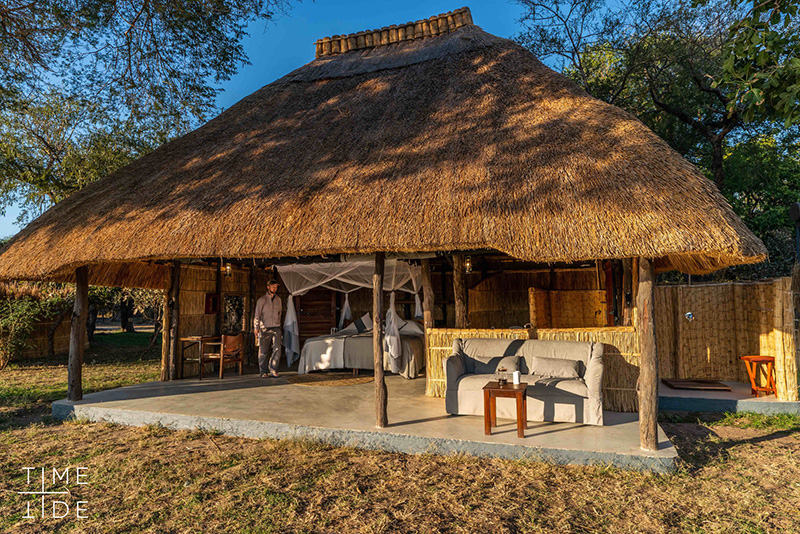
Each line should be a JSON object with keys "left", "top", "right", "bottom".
{"left": 483, "top": 381, "right": 528, "bottom": 438}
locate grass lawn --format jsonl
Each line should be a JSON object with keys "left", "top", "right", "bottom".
{"left": 1, "top": 334, "right": 799, "bottom": 533}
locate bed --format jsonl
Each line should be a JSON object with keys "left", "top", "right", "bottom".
{"left": 297, "top": 320, "right": 425, "bottom": 379}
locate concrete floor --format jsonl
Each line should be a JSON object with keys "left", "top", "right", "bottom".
{"left": 659, "top": 381, "right": 800, "bottom": 414}
{"left": 53, "top": 372, "right": 678, "bottom": 473}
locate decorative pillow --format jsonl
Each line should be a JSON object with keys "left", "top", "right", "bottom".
{"left": 472, "top": 355, "right": 519, "bottom": 375}
{"left": 495, "top": 355, "right": 520, "bottom": 373}
{"left": 353, "top": 313, "right": 372, "bottom": 333}
{"left": 529, "top": 356, "right": 580, "bottom": 379}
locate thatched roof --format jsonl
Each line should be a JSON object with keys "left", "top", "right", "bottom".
{"left": 0, "top": 7, "right": 766, "bottom": 286}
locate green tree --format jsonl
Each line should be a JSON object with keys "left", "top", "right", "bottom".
{"left": 1, "top": 0, "right": 291, "bottom": 224}
{"left": 515, "top": 0, "right": 800, "bottom": 189}
{"left": 713, "top": 0, "right": 800, "bottom": 126}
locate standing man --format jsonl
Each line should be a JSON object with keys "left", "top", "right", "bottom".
{"left": 254, "top": 279, "right": 283, "bottom": 378}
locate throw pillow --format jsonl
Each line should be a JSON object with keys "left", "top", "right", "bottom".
{"left": 495, "top": 355, "right": 520, "bottom": 373}
{"left": 353, "top": 313, "right": 372, "bottom": 333}
{"left": 529, "top": 356, "right": 580, "bottom": 379}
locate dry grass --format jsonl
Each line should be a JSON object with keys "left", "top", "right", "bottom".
{"left": 1, "top": 418, "right": 799, "bottom": 533}
{"left": 1, "top": 333, "right": 799, "bottom": 533}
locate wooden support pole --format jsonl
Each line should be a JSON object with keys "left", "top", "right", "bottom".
{"left": 421, "top": 259, "right": 434, "bottom": 331}
{"left": 160, "top": 289, "right": 170, "bottom": 381}
{"left": 637, "top": 257, "right": 658, "bottom": 451}
{"left": 373, "top": 252, "right": 388, "bottom": 428}
{"left": 622, "top": 258, "right": 633, "bottom": 326}
{"left": 248, "top": 265, "right": 258, "bottom": 366}
{"left": 421, "top": 258, "right": 435, "bottom": 370}
{"left": 215, "top": 261, "right": 223, "bottom": 337}
{"left": 453, "top": 254, "right": 468, "bottom": 328}
{"left": 67, "top": 266, "right": 89, "bottom": 401}
{"left": 168, "top": 261, "right": 181, "bottom": 380}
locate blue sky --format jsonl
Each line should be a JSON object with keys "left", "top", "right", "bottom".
{"left": 0, "top": 1, "right": 526, "bottom": 239}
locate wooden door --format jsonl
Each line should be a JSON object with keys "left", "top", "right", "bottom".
{"left": 295, "top": 288, "right": 336, "bottom": 346}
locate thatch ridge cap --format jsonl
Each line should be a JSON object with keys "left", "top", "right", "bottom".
{"left": 313, "top": 7, "right": 474, "bottom": 58}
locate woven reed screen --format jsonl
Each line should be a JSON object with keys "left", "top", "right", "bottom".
{"left": 656, "top": 278, "right": 797, "bottom": 402}
{"left": 177, "top": 264, "right": 254, "bottom": 377}
{"left": 425, "top": 328, "right": 534, "bottom": 397}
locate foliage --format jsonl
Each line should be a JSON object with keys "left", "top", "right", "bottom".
{"left": 1, "top": 0, "right": 290, "bottom": 129}
{"left": 713, "top": 0, "right": 800, "bottom": 126}
{"left": 0, "top": 282, "right": 74, "bottom": 369}
{"left": 0, "top": 297, "right": 41, "bottom": 370}
{"left": 0, "top": 0, "right": 290, "bottom": 225}
{"left": 516, "top": 0, "right": 799, "bottom": 278}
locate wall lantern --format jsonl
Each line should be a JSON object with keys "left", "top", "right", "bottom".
{"left": 465, "top": 255, "right": 472, "bottom": 273}
{"left": 224, "top": 263, "right": 232, "bottom": 277}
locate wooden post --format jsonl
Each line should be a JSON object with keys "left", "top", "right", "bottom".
{"left": 453, "top": 254, "right": 468, "bottom": 328}
{"left": 373, "top": 252, "right": 388, "bottom": 428}
{"left": 637, "top": 257, "right": 658, "bottom": 451}
{"left": 168, "top": 261, "right": 181, "bottom": 380}
{"left": 67, "top": 266, "right": 89, "bottom": 401}
{"left": 215, "top": 261, "right": 223, "bottom": 336}
{"left": 248, "top": 265, "right": 258, "bottom": 366}
{"left": 160, "top": 289, "right": 170, "bottom": 381}
{"left": 622, "top": 258, "right": 633, "bottom": 326}
{"left": 421, "top": 258, "right": 435, "bottom": 327}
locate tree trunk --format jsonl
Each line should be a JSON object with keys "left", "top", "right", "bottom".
{"left": 148, "top": 320, "right": 162, "bottom": 351}
{"left": 637, "top": 257, "right": 658, "bottom": 451}
{"left": 120, "top": 295, "right": 136, "bottom": 333}
{"left": 710, "top": 134, "right": 725, "bottom": 190}
{"left": 373, "top": 252, "right": 387, "bottom": 428}
{"left": 46, "top": 305, "right": 71, "bottom": 359}
{"left": 68, "top": 267, "right": 89, "bottom": 401}
{"left": 86, "top": 304, "right": 98, "bottom": 342}
{"left": 453, "top": 254, "right": 468, "bottom": 328}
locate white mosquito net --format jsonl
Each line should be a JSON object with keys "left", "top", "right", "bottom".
{"left": 276, "top": 260, "right": 423, "bottom": 368}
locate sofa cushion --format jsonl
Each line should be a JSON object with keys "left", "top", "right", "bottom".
{"left": 517, "top": 340, "right": 592, "bottom": 376}
{"left": 459, "top": 339, "right": 527, "bottom": 373}
{"left": 528, "top": 356, "right": 580, "bottom": 379}
{"left": 526, "top": 376, "right": 588, "bottom": 397}
{"left": 456, "top": 374, "right": 497, "bottom": 391}
{"left": 469, "top": 355, "right": 519, "bottom": 375}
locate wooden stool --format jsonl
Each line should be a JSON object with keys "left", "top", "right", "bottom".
{"left": 739, "top": 355, "right": 777, "bottom": 397}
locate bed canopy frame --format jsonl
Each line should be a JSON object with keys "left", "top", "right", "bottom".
{"left": 276, "top": 259, "right": 423, "bottom": 369}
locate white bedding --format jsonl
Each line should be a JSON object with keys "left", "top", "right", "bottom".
{"left": 297, "top": 321, "right": 425, "bottom": 379}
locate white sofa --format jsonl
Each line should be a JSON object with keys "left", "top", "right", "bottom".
{"left": 444, "top": 338, "right": 604, "bottom": 425}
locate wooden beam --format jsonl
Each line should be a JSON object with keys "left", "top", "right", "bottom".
{"left": 168, "top": 261, "right": 181, "bottom": 380}
{"left": 373, "top": 252, "right": 388, "bottom": 428}
{"left": 215, "top": 261, "right": 223, "bottom": 336}
{"left": 67, "top": 266, "right": 89, "bottom": 401}
{"left": 160, "top": 289, "right": 170, "bottom": 381}
{"left": 637, "top": 257, "right": 658, "bottom": 451}
{"left": 248, "top": 265, "right": 258, "bottom": 366}
{"left": 622, "top": 258, "right": 633, "bottom": 326}
{"left": 421, "top": 259, "right": 434, "bottom": 331}
{"left": 453, "top": 254, "right": 468, "bottom": 328}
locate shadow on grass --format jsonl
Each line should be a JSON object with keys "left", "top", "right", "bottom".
{"left": 661, "top": 412, "right": 800, "bottom": 473}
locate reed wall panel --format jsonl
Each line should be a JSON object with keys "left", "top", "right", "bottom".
{"left": 655, "top": 278, "right": 798, "bottom": 401}
{"left": 17, "top": 318, "right": 76, "bottom": 359}
{"left": 425, "top": 328, "right": 534, "bottom": 397}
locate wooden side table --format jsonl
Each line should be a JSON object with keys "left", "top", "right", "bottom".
{"left": 739, "top": 355, "right": 777, "bottom": 397}
{"left": 483, "top": 381, "right": 528, "bottom": 438}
